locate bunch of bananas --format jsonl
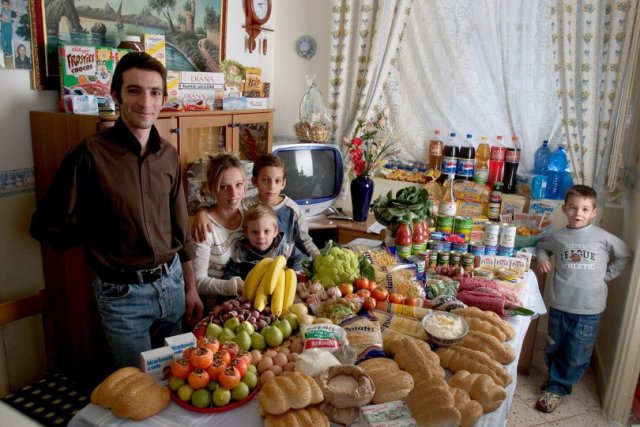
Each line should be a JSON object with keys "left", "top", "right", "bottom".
{"left": 243, "top": 256, "right": 297, "bottom": 316}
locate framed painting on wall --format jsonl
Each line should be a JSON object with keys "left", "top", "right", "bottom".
{"left": 29, "top": 0, "right": 227, "bottom": 89}
{"left": 0, "top": 0, "right": 32, "bottom": 70}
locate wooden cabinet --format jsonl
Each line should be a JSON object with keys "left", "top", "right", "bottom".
{"left": 29, "top": 109, "right": 273, "bottom": 386}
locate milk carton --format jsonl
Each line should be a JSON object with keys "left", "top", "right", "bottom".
{"left": 140, "top": 346, "right": 174, "bottom": 385}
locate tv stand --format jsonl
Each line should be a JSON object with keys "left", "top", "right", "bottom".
{"left": 307, "top": 213, "right": 385, "bottom": 246}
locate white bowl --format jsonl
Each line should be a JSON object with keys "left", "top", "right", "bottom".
{"left": 421, "top": 311, "right": 469, "bottom": 346}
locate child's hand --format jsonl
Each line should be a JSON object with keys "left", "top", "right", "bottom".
{"left": 191, "top": 208, "right": 212, "bottom": 242}
{"left": 538, "top": 259, "right": 553, "bottom": 274}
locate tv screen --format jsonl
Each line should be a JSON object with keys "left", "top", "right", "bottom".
{"left": 272, "top": 143, "right": 343, "bottom": 217}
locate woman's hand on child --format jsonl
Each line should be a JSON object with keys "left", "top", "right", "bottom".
{"left": 191, "top": 208, "right": 212, "bottom": 242}
{"left": 538, "top": 259, "right": 553, "bottom": 274}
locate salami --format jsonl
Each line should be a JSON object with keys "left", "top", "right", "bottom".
{"left": 457, "top": 289, "right": 507, "bottom": 317}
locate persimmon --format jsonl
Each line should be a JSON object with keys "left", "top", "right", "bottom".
{"left": 206, "top": 358, "right": 227, "bottom": 381}
{"left": 187, "top": 368, "right": 210, "bottom": 390}
{"left": 190, "top": 347, "right": 214, "bottom": 369}
{"left": 221, "top": 342, "right": 240, "bottom": 359}
{"left": 213, "top": 349, "right": 232, "bottom": 367}
{"left": 182, "top": 346, "right": 197, "bottom": 360}
{"left": 170, "top": 357, "right": 192, "bottom": 380}
{"left": 235, "top": 350, "right": 252, "bottom": 366}
{"left": 230, "top": 357, "right": 249, "bottom": 377}
{"left": 218, "top": 366, "right": 241, "bottom": 390}
{"left": 197, "top": 336, "right": 220, "bottom": 354}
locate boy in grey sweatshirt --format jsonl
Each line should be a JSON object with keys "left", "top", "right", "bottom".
{"left": 535, "top": 185, "right": 632, "bottom": 413}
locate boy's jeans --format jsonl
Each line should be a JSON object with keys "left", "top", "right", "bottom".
{"left": 543, "top": 308, "right": 600, "bottom": 396}
{"left": 1, "top": 24, "right": 12, "bottom": 56}
{"left": 94, "top": 255, "right": 185, "bottom": 368}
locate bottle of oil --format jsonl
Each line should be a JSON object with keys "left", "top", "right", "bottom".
{"left": 473, "top": 136, "right": 490, "bottom": 185}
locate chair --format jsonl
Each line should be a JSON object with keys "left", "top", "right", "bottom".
{"left": 0, "top": 290, "right": 91, "bottom": 426}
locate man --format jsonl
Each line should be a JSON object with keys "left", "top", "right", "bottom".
{"left": 30, "top": 52, "right": 203, "bottom": 367}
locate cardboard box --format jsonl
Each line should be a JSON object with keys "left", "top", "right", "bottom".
{"left": 515, "top": 250, "right": 533, "bottom": 271}
{"left": 144, "top": 33, "right": 166, "bottom": 66}
{"left": 500, "top": 194, "right": 528, "bottom": 216}
{"left": 63, "top": 95, "right": 99, "bottom": 115}
{"left": 246, "top": 97, "right": 268, "bottom": 109}
{"left": 223, "top": 95, "right": 247, "bottom": 110}
{"left": 164, "top": 332, "right": 197, "bottom": 357}
{"left": 140, "top": 346, "right": 174, "bottom": 385}
{"left": 494, "top": 255, "right": 511, "bottom": 270}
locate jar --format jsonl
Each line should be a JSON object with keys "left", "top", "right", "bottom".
{"left": 118, "top": 35, "right": 142, "bottom": 52}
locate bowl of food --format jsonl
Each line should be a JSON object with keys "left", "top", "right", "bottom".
{"left": 421, "top": 311, "right": 469, "bottom": 346}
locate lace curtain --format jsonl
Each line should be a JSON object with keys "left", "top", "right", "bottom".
{"left": 384, "top": 1, "right": 560, "bottom": 172}
{"left": 328, "top": 0, "right": 414, "bottom": 173}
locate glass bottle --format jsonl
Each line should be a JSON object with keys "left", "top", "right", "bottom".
{"left": 439, "top": 174, "right": 457, "bottom": 217}
{"left": 488, "top": 182, "right": 503, "bottom": 220}
{"left": 395, "top": 220, "right": 413, "bottom": 259}
{"left": 412, "top": 215, "right": 426, "bottom": 255}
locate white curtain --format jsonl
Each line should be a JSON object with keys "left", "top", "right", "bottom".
{"left": 385, "top": 1, "right": 560, "bottom": 172}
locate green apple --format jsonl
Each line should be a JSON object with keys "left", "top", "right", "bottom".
{"left": 231, "top": 382, "right": 250, "bottom": 401}
{"left": 233, "top": 330, "right": 252, "bottom": 351}
{"left": 241, "top": 371, "right": 258, "bottom": 389}
{"left": 224, "top": 317, "right": 241, "bottom": 331}
{"left": 250, "top": 332, "right": 266, "bottom": 351}
{"left": 284, "top": 313, "right": 298, "bottom": 331}
{"left": 177, "top": 384, "right": 194, "bottom": 402}
{"left": 218, "top": 327, "right": 236, "bottom": 344}
{"left": 264, "top": 325, "right": 284, "bottom": 347}
{"left": 274, "top": 319, "right": 292, "bottom": 339}
{"left": 206, "top": 322, "right": 223, "bottom": 339}
{"left": 236, "top": 320, "right": 255, "bottom": 335}
{"left": 212, "top": 387, "right": 231, "bottom": 406}
{"left": 191, "top": 389, "right": 211, "bottom": 408}
{"left": 207, "top": 380, "right": 220, "bottom": 393}
{"left": 168, "top": 376, "right": 185, "bottom": 392}
{"left": 247, "top": 363, "right": 258, "bottom": 375}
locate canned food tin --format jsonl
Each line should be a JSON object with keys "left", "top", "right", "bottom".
{"left": 497, "top": 245, "right": 514, "bottom": 257}
{"left": 437, "top": 250, "right": 450, "bottom": 266}
{"left": 441, "top": 241, "right": 452, "bottom": 251}
{"left": 499, "top": 224, "right": 517, "bottom": 248}
{"left": 462, "top": 253, "right": 475, "bottom": 272}
{"left": 428, "top": 251, "right": 438, "bottom": 272}
{"left": 450, "top": 251, "right": 462, "bottom": 267}
{"left": 429, "top": 232, "right": 446, "bottom": 241}
{"left": 482, "top": 223, "right": 500, "bottom": 246}
{"left": 470, "top": 243, "right": 486, "bottom": 256}
{"left": 428, "top": 240, "right": 445, "bottom": 251}
{"left": 453, "top": 216, "right": 474, "bottom": 242}
{"left": 484, "top": 245, "right": 498, "bottom": 255}
{"left": 436, "top": 215, "right": 454, "bottom": 233}
{"left": 451, "top": 242, "right": 469, "bottom": 253}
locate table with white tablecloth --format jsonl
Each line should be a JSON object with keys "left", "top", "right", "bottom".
{"left": 69, "top": 270, "right": 546, "bottom": 427}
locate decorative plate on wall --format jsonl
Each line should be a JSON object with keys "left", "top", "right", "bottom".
{"left": 296, "top": 35, "right": 317, "bottom": 60}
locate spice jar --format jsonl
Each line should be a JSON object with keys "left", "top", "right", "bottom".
{"left": 118, "top": 36, "right": 142, "bottom": 52}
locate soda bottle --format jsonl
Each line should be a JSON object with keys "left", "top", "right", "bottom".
{"left": 488, "top": 182, "right": 503, "bottom": 220}
{"left": 411, "top": 216, "right": 426, "bottom": 255}
{"left": 428, "top": 130, "right": 444, "bottom": 171}
{"left": 545, "top": 144, "right": 571, "bottom": 199}
{"left": 395, "top": 220, "right": 413, "bottom": 259}
{"left": 456, "top": 133, "right": 476, "bottom": 181}
{"left": 488, "top": 135, "right": 506, "bottom": 185}
{"left": 503, "top": 146, "right": 521, "bottom": 194}
{"left": 439, "top": 132, "right": 459, "bottom": 183}
{"left": 473, "top": 136, "right": 490, "bottom": 184}
{"left": 533, "top": 140, "right": 551, "bottom": 174}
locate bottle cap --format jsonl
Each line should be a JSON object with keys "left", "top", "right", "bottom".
{"left": 481, "top": 136, "right": 488, "bottom": 141}
{"left": 435, "top": 130, "right": 441, "bottom": 135}
{"left": 450, "top": 132, "right": 456, "bottom": 137}
{"left": 497, "top": 135, "right": 503, "bottom": 140}
{"left": 543, "top": 140, "right": 549, "bottom": 144}
{"left": 466, "top": 134, "right": 472, "bottom": 138}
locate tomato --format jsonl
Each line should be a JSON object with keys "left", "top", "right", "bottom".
{"left": 389, "top": 293, "right": 405, "bottom": 304}
{"left": 339, "top": 283, "right": 354, "bottom": 296}
{"left": 371, "top": 287, "right": 389, "bottom": 302}
{"left": 170, "top": 358, "right": 193, "bottom": 380}
{"left": 354, "top": 277, "right": 370, "bottom": 290}
{"left": 197, "top": 336, "right": 220, "bottom": 354}
{"left": 368, "top": 282, "right": 377, "bottom": 291}
{"left": 404, "top": 297, "right": 419, "bottom": 307}
{"left": 213, "top": 349, "right": 232, "bottom": 367}
{"left": 363, "top": 297, "right": 377, "bottom": 311}
{"left": 182, "top": 346, "right": 197, "bottom": 360}
{"left": 221, "top": 342, "right": 240, "bottom": 359}
{"left": 230, "top": 357, "right": 249, "bottom": 377}
{"left": 206, "top": 358, "right": 226, "bottom": 381}
{"left": 218, "top": 366, "right": 241, "bottom": 390}
{"left": 187, "top": 368, "right": 210, "bottom": 390}
{"left": 190, "top": 347, "right": 214, "bottom": 369}
{"left": 356, "top": 289, "right": 371, "bottom": 299}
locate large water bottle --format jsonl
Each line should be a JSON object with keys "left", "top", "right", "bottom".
{"left": 533, "top": 140, "right": 551, "bottom": 174}
{"left": 545, "top": 145, "right": 569, "bottom": 199}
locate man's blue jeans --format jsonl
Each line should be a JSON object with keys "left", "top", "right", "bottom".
{"left": 543, "top": 308, "right": 600, "bottom": 396}
{"left": 94, "top": 255, "right": 185, "bottom": 368}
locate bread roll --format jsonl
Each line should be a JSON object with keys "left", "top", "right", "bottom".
{"left": 383, "top": 334, "right": 444, "bottom": 381}
{"left": 452, "top": 307, "right": 515, "bottom": 340}
{"left": 448, "top": 370, "right": 507, "bottom": 412}
{"left": 264, "top": 406, "right": 329, "bottom": 427}
{"left": 257, "top": 371, "right": 324, "bottom": 416}
{"left": 358, "top": 357, "right": 413, "bottom": 404}
{"left": 457, "top": 330, "right": 516, "bottom": 364}
{"left": 436, "top": 346, "right": 512, "bottom": 387}
{"left": 405, "top": 377, "right": 460, "bottom": 427}
{"left": 450, "top": 387, "right": 483, "bottom": 427}
{"left": 463, "top": 317, "right": 507, "bottom": 342}
{"left": 90, "top": 367, "right": 170, "bottom": 421}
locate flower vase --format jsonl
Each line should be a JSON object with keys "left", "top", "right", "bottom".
{"left": 350, "top": 175, "right": 374, "bottom": 222}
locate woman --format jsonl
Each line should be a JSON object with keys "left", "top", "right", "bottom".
{"left": 193, "top": 153, "right": 245, "bottom": 306}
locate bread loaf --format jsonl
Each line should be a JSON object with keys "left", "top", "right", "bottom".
{"left": 382, "top": 334, "right": 444, "bottom": 381}
{"left": 358, "top": 357, "right": 414, "bottom": 404}
{"left": 450, "top": 387, "right": 483, "bottom": 427}
{"left": 452, "top": 307, "right": 515, "bottom": 340}
{"left": 257, "top": 371, "right": 324, "bottom": 416}
{"left": 264, "top": 406, "right": 329, "bottom": 427}
{"left": 448, "top": 370, "right": 507, "bottom": 412}
{"left": 405, "top": 377, "right": 461, "bottom": 427}
{"left": 90, "top": 367, "right": 170, "bottom": 421}
{"left": 457, "top": 330, "right": 516, "bottom": 364}
{"left": 463, "top": 317, "right": 507, "bottom": 342}
{"left": 436, "top": 346, "right": 512, "bottom": 387}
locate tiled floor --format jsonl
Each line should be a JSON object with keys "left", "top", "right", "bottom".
{"left": 508, "top": 335, "right": 612, "bottom": 426}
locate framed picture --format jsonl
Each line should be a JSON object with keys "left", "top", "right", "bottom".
{"left": 0, "top": 0, "right": 31, "bottom": 70}
{"left": 29, "top": 0, "right": 227, "bottom": 90}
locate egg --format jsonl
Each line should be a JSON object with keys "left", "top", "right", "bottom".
{"left": 257, "top": 356, "right": 274, "bottom": 373}
{"left": 270, "top": 365, "right": 283, "bottom": 376}
{"left": 283, "top": 361, "right": 296, "bottom": 372}
{"left": 273, "top": 352, "right": 288, "bottom": 367}
{"left": 259, "top": 370, "right": 275, "bottom": 385}
{"left": 250, "top": 350, "right": 262, "bottom": 365}
{"left": 264, "top": 349, "right": 278, "bottom": 359}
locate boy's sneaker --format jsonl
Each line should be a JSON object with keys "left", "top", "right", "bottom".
{"left": 535, "top": 391, "right": 563, "bottom": 413}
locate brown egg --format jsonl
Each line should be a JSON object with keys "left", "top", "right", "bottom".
{"left": 270, "top": 365, "right": 283, "bottom": 376}
{"left": 259, "top": 370, "right": 275, "bottom": 385}
{"left": 257, "top": 356, "right": 274, "bottom": 373}
{"left": 273, "top": 352, "right": 288, "bottom": 367}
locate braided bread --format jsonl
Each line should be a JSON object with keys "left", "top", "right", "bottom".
{"left": 436, "top": 346, "right": 512, "bottom": 387}
{"left": 457, "top": 330, "right": 516, "bottom": 364}
{"left": 448, "top": 370, "right": 507, "bottom": 412}
{"left": 257, "top": 371, "right": 324, "bottom": 416}
{"left": 264, "top": 406, "right": 329, "bottom": 427}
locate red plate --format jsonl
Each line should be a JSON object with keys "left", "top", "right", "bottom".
{"left": 170, "top": 385, "right": 259, "bottom": 413}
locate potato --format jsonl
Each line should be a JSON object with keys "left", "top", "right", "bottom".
{"left": 289, "top": 303, "right": 309, "bottom": 317}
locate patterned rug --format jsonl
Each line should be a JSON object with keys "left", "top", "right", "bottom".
{"left": 1, "top": 372, "right": 91, "bottom": 426}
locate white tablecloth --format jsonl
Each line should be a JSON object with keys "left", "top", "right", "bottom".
{"left": 69, "top": 270, "right": 546, "bottom": 427}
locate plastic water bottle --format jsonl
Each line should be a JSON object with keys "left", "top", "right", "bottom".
{"left": 545, "top": 145, "right": 569, "bottom": 199}
{"left": 533, "top": 140, "right": 551, "bottom": 174}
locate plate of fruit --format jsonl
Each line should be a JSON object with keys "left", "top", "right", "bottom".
{"left": 167, "top": 341, "right": 260, "bottom": 412}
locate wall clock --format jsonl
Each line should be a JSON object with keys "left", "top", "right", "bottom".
{"left": 245, "top": 0, "right": 273, "bottom": 54}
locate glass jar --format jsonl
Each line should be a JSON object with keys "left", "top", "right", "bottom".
{"left": 118, "top": 35, "right": 142, "bottom": 52}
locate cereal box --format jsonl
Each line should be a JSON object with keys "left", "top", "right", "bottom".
{"left": 244, "top": 67, "right": 263, "bottom": 97}
{"left": 144, "top": 33, "right": 166, "bottom": 66}
{"left": 140, "top": 346, "right": 174, "bottom": 385}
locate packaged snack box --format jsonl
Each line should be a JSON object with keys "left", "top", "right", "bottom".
{"left": 144, "top": 33, "right": 166, "bottom": 66}
{"left": 139, "top": 346, "right": 174, "bottom": 385}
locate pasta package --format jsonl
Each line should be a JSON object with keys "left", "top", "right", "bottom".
{"left": 341, "top": 314, "right": 386, "bottom": 362}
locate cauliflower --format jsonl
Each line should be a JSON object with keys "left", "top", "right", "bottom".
{"left": 311, "top": 245, "right": 360, "bottom": 288}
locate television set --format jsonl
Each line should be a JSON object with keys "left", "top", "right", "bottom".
{"left": 272, "top": 142, "right": 344, "bottom": 218}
